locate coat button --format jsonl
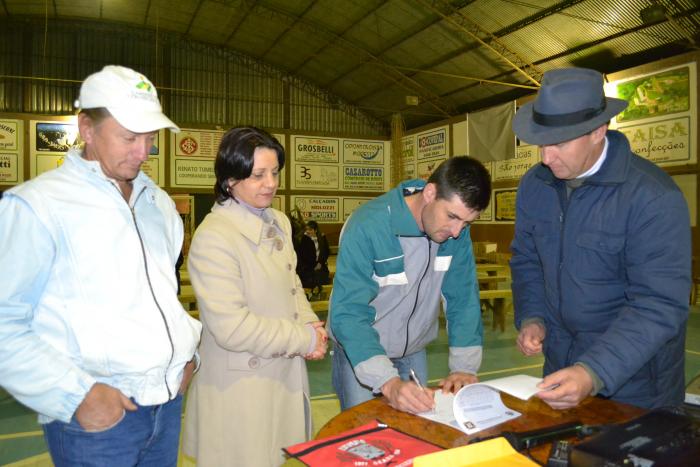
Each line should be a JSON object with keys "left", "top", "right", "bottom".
{"left": 267, "top": 228, "right": 276, "bottom": 238}
{"left": 275, "top": 238, "right": 283, "bottom": 250}
{"left": 291, "top": 288, "right": 297, "bottom": 295}
{"left": 287, "top": 263, "right": 292, "bottom": 270}
{"left": 248, "top": 357, "right": 260, "bottom": 369}
{"left": 294, "top": 313, "right": 299, "bottom": 320}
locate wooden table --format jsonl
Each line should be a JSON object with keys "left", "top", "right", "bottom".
{"left": 316, "top": 394, "right": 645, "bottom": 464}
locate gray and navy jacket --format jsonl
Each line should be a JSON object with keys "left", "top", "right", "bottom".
{"left": 511, "top": 130, "right": 691, "bottom": 409}
{"left": 328, "top": 179, "right": 483, "bottom": 392}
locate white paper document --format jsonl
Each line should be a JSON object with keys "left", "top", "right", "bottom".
{"left": 416, "top": 374, "right": 543, "bottom": 435}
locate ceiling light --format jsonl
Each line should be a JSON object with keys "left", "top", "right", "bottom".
{"left": 640, "top": 4, "right": 667, "bottom": 24}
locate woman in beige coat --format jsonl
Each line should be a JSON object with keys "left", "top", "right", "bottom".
{"left": 183, "top": 127, "right": 327, "bottom": 466}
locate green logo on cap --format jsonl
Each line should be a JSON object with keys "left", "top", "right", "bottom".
{"left": 136, "top": 78, "right": 153, "bottom": 93}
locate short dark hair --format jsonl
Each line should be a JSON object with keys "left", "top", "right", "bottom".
{"left": 80, "top": 108, "right": 112, "bottom": 125}
{"left": 214, "top": 126, "right": 285, "bottom": 203}
{"left": 427, "top": 156, "right": 491, "bottom": 211}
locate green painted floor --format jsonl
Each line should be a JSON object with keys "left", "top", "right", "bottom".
{"left": 2, "top": 306, "right": 699, "bottom": 466}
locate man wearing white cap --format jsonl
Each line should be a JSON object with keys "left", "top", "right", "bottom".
{"left": 510, "top": 67, "right": 690, "bottom": 410}
{"left": 0, "top": 65, "right": 202, "bottom": 466}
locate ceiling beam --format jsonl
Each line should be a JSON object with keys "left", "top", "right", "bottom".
{"left": 184, "top": 0, "right": 206, "bottom": 36}
{"left": 449, "top": 5, "right": 700, "bottom": 111}
{"left": 322, "top": 0, "right": 480, "bottom": 91}
{"left": 349, "top": 0, "right": 602, "bottom": 110}
{"left": 416, "top": 0, "right": 542, "bottom": 86}
{"left": 223, "top": 0, "right": 257, "bottom": 46}
{"left": 290, "top": 0, "right": 388, "bottom": 75}
{"left": 261, "top": 0, "right": 318, "bottom": 60}
{"left": 246, "top": 0, "right": 455, "bottom": 117}
{"left": 144, "top": 0, "right": 152, "bottom": 26}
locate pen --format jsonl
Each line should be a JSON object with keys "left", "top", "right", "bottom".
{"left": 409, "top": 368, "right": 426, "bottom": 393}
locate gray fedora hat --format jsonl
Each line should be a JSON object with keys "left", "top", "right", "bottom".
{"left": 512, "top": 68, "right": 628, "bottom": 146}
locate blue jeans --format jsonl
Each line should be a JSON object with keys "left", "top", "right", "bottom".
{"left": 332, "top": 344, "right": 428, "bottom": 410}
{"left": 43, "top": 394, "right": 183, "bottom": 467}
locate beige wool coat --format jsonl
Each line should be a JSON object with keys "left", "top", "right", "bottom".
{"left": 183, "top": 199, "right": 319, "bottom": 467}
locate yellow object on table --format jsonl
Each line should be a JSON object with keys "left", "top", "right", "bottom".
{"left": 413, "top": 437, "right": 539, "bottom": 467}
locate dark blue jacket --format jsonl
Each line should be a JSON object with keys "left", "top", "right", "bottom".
{"left": 510, "top": 130, "right": 691, "bottom": 409}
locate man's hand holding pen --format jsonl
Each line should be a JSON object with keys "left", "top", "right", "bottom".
{"left": 380, "top": 369, "right": 435, "bottom": 414}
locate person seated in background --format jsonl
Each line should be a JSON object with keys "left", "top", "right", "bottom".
{"left": 295, "top": 220, "right": 317, "bottom": 292}
{"left": 299, "top": 220, "right": 331, "bottom": 298}
{"left": 182, "top": 126, "right": 327, "bottom": 467}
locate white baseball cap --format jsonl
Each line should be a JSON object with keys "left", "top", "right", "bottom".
{"left": 74, "top": 65, "right": 180, "bottom": 133}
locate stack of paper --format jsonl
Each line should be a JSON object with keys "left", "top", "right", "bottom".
{"left": 416, "top": 374, "right": 544, "bottom": 435}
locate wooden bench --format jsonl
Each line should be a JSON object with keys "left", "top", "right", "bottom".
{"left": 479, "top": 288, "right": 512, "bottom": 332}
{"left": 178, "top": 284, "right": 197, "bottom": 311}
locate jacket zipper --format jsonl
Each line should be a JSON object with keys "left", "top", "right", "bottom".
{"left": 117, "top": 184, "right": 175, "bottom": 400}
{"left": 556, "top": 183, "right": 571, "bottom": 327}
{"left": 402, "top": 237, "right": 432, "bottom": 357}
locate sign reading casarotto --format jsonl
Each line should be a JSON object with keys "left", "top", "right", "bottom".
{"left": 343, "top": 166, "right": 384, "bottom": 191}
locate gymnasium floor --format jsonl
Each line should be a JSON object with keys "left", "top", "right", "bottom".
{"left": 1, "top": 305, "right": 699, "bottom": 466}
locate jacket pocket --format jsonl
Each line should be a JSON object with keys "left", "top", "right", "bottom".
{"left": 576, "top": 231, "right": 624, "bottom": 254}
{"left": 575, "top": 231, "right": 625, "bottom": 282}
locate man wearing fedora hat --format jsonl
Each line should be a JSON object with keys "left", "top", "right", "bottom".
{"left": 510, "top": 67, "right": 691, "bottom": 409}
{"left": 0, "top": 66, "right": 201, "bottom": 465}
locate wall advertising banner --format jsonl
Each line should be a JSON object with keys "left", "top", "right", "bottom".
{"left": 416, "top": 126, "right": 449, "bottom": 160}
{"left": 342, "top": 166, "right": 384, "bottom": 191}
{"left": 0, "top": 119, "right": 19, "bottom": 151}
{"left": 417, "top": 156, "right": 447, "bottom": 180}
{"left": 342, "top": 197, "right": 372, "bottom": 221}
{"left": 30, "top": 119, "right": 165, "bottom": 184}
{"left": 272, "top": 133, "right": 286, "bottom": 190}
{"left": 294, "top": 137, "right": 339, "bottom": 163}
{"left": 171, "top": 128, "right": 223, "bottom": 189}
{"left": 494, "top": 188, "right": 517, "bottom": 222}
{"left": 272, "top": 195, "right": 285, "bottom": 212}
{"left": 342, "top": 139, "right": 384, "bottom": 165}
{"left": 609, "top": 62, "right": 697, "bottom": 166}
{"left": 493, "top": 145, "right": 540, "bottom": 181}
{"left": 292, "top": 136, "right": 387, "bottom": 192}
{"left": 175, "top": 129, "right": 223, "bottom": 158}
{"left": 399, "top": 134, "right": 416, "bottom": 181}
{"left": 30, "top": 119, "right": 77, "bottom": 178}
{"left": 290, "top": 196, "right": 340, "bottom": 222}
{"left": 293, "top": 163, "right": 340, "bottom": 190}
{"left": 0, "top": 119, "right": 23, "bottom": 185}
{"left": 174, "top": 158, "right": 216, "bottom": 187}
{"left": 475, "top": 195, "right": 493, "bottom": 223}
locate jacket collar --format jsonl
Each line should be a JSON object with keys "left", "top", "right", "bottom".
{"left": 213, "top": 198, "right": 279, "bottom": 245}
{"left": 65, "top": 148, "right": 156, "bottom": 198}
{"left": 534, "top": 130, "right": 631, "bottom": 186}
{"left": 387, "top": 179, "right": 426, "bottom": 236}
